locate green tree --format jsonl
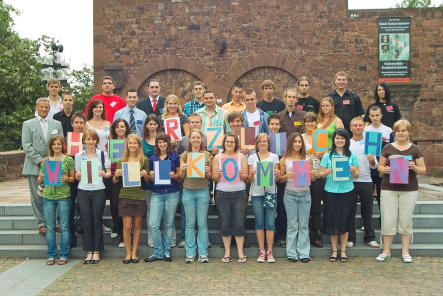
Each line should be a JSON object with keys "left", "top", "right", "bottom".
{"left": 66, "top": 65, "right": 94, "bottom": 111}
{"left": 395, "top": 0, "right": 441, "bottom": 8}
{"left": 0, "top": 1, "right": 46, "bottom": 151}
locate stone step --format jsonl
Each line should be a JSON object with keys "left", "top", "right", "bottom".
{"left": 2, "top": 227, "right": 443, "bottom": 245}
{"left": 1, "top": 243, "right": 443, "bottom": 259}
{"left": 1, "top": 201, "right": 443, "bottom": 216}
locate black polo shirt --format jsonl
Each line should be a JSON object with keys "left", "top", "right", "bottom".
{"left": 53, "top": 110, "right": 73, "bottom": 138}
{"left": 296, "top": 96, "right": 320, "bottom": 114}
{"left": 363, "top": 101, "right": 402, "bottom": 129}
{"left": 326, "top": 89, "right": 364, "bottom": 134}
{"left": 257, "top": 98, "right": 286, "bottom": 115}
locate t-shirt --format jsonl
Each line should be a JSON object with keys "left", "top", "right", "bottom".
{"left": 320, "top": 151, "right": 359, "bottom": 194}
{"left": 327, "top": 89, "right": 364, "bottom": 135}
{"left": 364, "top": 124, "right": 393, "bottom": 146}
{"left": 181, "top": 151, "right": 212, "bottom": 190}
{"left": 363, "top": 102, "right": 402, "bottom": 129}
{"left": 245, "top": 109, "right": 261, "bottom": 136}
{"left": 53, "top": 111, "right": 73, "bottom": 138}
{"left": 380, "top": 143, "right": 422, "bottom": 191}
{"left": 40, "top": 156, "right": 74, "bottom": 200}
{"left": 296, "top": 96, "right": 320, "bottom": 114}
{"left": 84, "top": 93, "right": 126, "bottom": 122}
{"left": 248, "top": 152, "right": 279, "bottom": 196}
{"left": 149, "top": 153, "right": 181, "bottom": 194}
{"left": 117, "top": 156, "right": 150, "bottom": 201}
{"left": 257, "top": 98, "right": 285, "bottom": 115}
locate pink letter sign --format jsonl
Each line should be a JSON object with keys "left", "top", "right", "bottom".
{"left": 293, "top": 160, "right": 311, "bottom": 186}
{"left": 221, "top": 157, "right": 240, "bottom": 183}
{"left": 67, "top": 132, "right": 83, "bottom": 156}
{"left": 390, "top": 157, "right": 409, "bottom": 184}
{"left": 164, "top": 117, "right": 182, "bottom": 141}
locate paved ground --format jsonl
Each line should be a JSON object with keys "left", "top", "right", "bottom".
{"left": 0, "top": 258, "right": 23, "bottom": 273}
{"left": 0, "top": 257, "right": 435, "bottom": 295}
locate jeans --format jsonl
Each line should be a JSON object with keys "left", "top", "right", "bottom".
{"left": 284, "top": 190, "right": 311, "bottom": 260}
{"left": 149, "top": 191, "right": 180, "bottom": 258}
{"left": 182, "top": 188, "right": 210, "bottom": 257}
{"left": 43, "top": 197, "right": 71, "bottom": 259}
{"left": 77, "top": 189, "right": 106, "bottom": 251}
{"left": 251, "top": 195, "right": 276, "bottom": 230}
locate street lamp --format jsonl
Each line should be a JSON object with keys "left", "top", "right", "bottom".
{"left": 39, "top": 43, "right": 70, "bottom": 82}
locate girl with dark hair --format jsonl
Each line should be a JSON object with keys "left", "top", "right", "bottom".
{"left": 279, "top": 133, "right": 317, "bottom": 263}
{"left": 110, "top": 119, "right": 131, "bottom": 139}
{"left": 37, "top": 135, "right": 75, "bottom": 265}
{"left": 141, "top": 114, "right": 163, "bottom": 247}
{"left": 319, "top": 128, "right": 359, "bottom": 263}
{"left": 145, "top": 132, "right": 181, "bottom": 262}
{"left": 363, "top": 82, "right": 402, "bottom": 129}
{"left": 86, "top": 100, "right": 111, "bottom": 151}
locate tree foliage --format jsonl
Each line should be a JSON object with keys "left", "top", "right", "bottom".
{"left": 66, "top": 65, "right": 94, "bottom": 112}
{"left": 395, "top": 0, "right": 441, "bottom": 8}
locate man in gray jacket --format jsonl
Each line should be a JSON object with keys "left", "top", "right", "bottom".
{"left": 22, "top": 98, "right": 63, "bottom": 234}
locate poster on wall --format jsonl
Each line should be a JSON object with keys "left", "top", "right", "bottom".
{"left": 378, "top": 17, "right": 411, "bottom": 82}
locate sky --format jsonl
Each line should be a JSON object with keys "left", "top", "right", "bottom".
{"left": 4, "top": 0, "right": 442, "bottom": 70}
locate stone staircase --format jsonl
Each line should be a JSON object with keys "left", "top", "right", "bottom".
{"left": 1, "top": 201, "right": 442, "bottom": 259}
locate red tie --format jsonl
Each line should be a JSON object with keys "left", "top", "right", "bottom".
{"left": 152, "top": 98, "right": 157, "bottom": 112}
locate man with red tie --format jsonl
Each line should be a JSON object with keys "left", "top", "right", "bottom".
{"left": 136, "top": 79, "right": 166, "bottom": 117}
{"left": 83, "top": 76, "right": 126, "bottom": 122}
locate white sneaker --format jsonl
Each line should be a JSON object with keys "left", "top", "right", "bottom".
{"left": 171, "top": 241, "right": 176, "bottom": 247}
{"left": 346, "top": 242, "right": 354, "bottom": 248}
{"left": 360, "top": 226, "right": 365, "bottom": 231}
{"left": 402, "top": 254, "right": 413, "bottom": 263}
{"left": 376, "top": 253, "right": 391, "bottom": 262}
{"left": 102, "top": 225, "right": 112, "bottom": 232}
{"left": 256, "top": 249, "right": 266, "bottom": 263}
{"left": 118, "top": 242, "right": 125, "bottom": 248}
{"left": 185, "top": 256, "right": 194, "bottom": 263}
{"left": 366, "top": 241, "right": 380, "bottom": 248}
{"left": 178, "top": 241, "right": 185, "bottom": 248}
{"left": 110, "top": 232, "right": 118, "bottom": 238}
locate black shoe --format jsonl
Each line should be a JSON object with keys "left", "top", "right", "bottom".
{"left": 122, "top": 259, "right": 131, "bottom": 264}
{"left": 163, "top": 254, "right": 172, "bottom": 262}
{"left": 311, "top": 239, "right": 323, "bottom": 248}
{"left": 300, "top": 258, "right": 311, "bottom": 263}
{"left": 131, "top": 258, "right": 139, "bottom": 264}
{"left": 144, "top": 255, "right": 162, "bottom": 263}
{"left": 288, "top": 257, "right": 298, "bottom": 263}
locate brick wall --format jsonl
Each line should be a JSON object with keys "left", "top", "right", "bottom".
{"left": 93, "top": 0, "right": 443, "bottom": 173}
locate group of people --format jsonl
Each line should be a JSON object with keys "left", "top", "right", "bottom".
{"left": 22, "top": 71, "right": 426, "bottom": 266}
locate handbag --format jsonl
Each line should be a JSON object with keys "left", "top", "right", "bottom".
{"left": 256, "top": 152, "right": 277, "bottom": 209}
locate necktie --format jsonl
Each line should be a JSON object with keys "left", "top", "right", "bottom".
{"left": 152, "top": 98, "right": 157, "bottom": 112}
{"left": 129, "top": 109, "right": 135, "bottom": 132}
{"left": 41, "top": 118, "right": 48, "bottom": 141}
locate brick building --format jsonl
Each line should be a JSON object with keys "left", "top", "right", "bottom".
{"left": 93, "top": 0, "right": 443, "bottom": 173}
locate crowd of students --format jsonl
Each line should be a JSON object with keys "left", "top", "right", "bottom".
{"left": 23, "top": 71, "right": 426, "bottom": 266}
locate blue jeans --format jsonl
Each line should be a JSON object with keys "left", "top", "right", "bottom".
{"left": 43, "top": 197, "right": 71, "bottom": 259}
{"left": 284, "top": 190, "right": 311, "bottom": 259}
{"left": 252, "top": 195, "right": 277, "bottom": 231}
{"left": 182, "top": 188, "right": 210, "bottom": 257}
{"left": 149, "top": 191, "right": 180, "bottom": 258}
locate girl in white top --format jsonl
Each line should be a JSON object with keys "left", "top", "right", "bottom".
{"left": 86, "top": 99, "right": 111, "bottom": 151}
{"left": 247, "top": 133, "right": 280, "bottom": 263}
{"left": 279, "top": 133, "right": 317, "bottom": 263}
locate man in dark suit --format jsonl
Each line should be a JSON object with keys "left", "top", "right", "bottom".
{"left": 136, "top": 79, "right": 166, "bottom": 117}
{"left": 22, "top": 98, "right": 64, "bottom": 234}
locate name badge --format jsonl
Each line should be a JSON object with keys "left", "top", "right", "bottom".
{"left": 386, "top": 105, "right": 393, "bottom": 111}
{"left": 296, "top": 104, "right": 303, "bottom": 110}
{"left": 294, "top": 121, "right": 302, "bottom": 127}
{"left": 253, "top": 120, "right": 260, "bottom": 126}
{"left": 343, "top": 100, "right": 350, "bottom": 105}
{"left": 136, "top": 120, "right": 143, "bottom": 125}
{"left": 51, "top": 129, "right": 58, "bottom": 135}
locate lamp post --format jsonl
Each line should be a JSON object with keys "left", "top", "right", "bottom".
{"left": 39, "top": 43, "right": 70, "bottom": 83}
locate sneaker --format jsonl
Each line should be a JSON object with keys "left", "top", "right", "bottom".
{"left": 300, "top": 258, "right": 310, "bottom": 263}
{"left": 288, "top": 257, "right": 298, "bottom": 263}
{"left": 185, "top": 256, "right": 194, "bottom": 263}
{"left": 199, "top": 255, "right": 209, "bottom": 263}
{"left": 178, "top": 241, "right": 185, "bottom": 248}
{"left": 171, "top": 242, "right": 176, "bottom": 248}
{"left": 144, "top": 255, "right": 162, "bottom": 262}
{"left": 402, "top": 254, "right": 413, "bottom": 263}
{"left": 111, "top": 232, "right": 118, "bottom": 238}
{"left": 163, "top": 254, "right": 172, "bottom": 262}
{"left": 376, "top": 253, "right": 391, "bottom": 262}
{"left": 118, "top": 242, "right": 125, "bottom": 248}
{"left": 366, "top": 241, "right": 380, "bottom": 248}
{"left": 148, "top": 243, "right": 154, "bottom": 248}
{"left": 256, "top": 249, "right": 266, "bottom": 263}
{"left": 102, "top": 224, "right": 112, "bottom": 232}
{"left": 346, "top": 242, "right": 354, "bottom": 248}
{"left": 360, "top": 225, "right": 365, "bottom": 231}
{"left": 266, "top": 250, "right": 275, "bottom": 263}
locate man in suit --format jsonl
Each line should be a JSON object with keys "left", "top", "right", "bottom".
{"left": 136, "top": 79, "right": 166, "bottom": 117}
{"left": 22, "top": 98, "right": 64, "bottom": 234}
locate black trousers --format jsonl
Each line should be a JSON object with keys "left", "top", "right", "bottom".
{"left": 77, "top": 189, "right": 106, "bottom": 252}
{"left": 275, "top": 182, "right": 287, "bottom": 241}
{"left": 309, "top": 178, "right": 325, "bottom": 242}
{"left": 110, "top": 182, "right": 123, "bottom": 240}
{"left": 69, "top": 180, "right": 79, "bottom": 243}
{"left": 348, "top": 182, "right": 376, "bottom": 244}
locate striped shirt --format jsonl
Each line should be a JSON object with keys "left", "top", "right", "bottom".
{"left": 196, "top": 105, "right": 231, "bottom": 134}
